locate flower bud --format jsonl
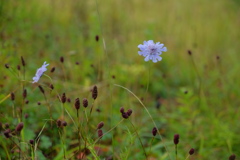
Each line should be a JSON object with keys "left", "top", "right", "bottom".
{"left": 92, "top": 85, "right": 98, "bottom": 100}
{"left": 97, "top": 121, "right": 104, "bottom": 129}
{"left": 15, "top": 122, "right": 24, "bottom": 132}
{"left": 173, "top": 134, "right": 179, "bottom": 145}
{"left": 152, "top": 127, "right": 157, "bottom": 136}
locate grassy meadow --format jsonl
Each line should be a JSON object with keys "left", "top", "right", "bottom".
{"left": 1, "top": 0, "right": 240, "bottom": 159}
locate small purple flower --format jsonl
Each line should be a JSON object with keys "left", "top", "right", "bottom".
{"left": 138, "top": 40, "right": 167, "bottom": 63}
{"left": 32, "top": 62, "right": 49, "bottom": 83}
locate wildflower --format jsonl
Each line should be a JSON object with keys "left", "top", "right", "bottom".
{"left": 138, "top": 40, "right": 167, "bottom": 63}
{"left": 32, "top": 62, "right": 49, "bottom": 83}
{"left": 173, "top": 134, "right": 180, "bottom": 145}
{"left": 97, "top": 121, "right": 104, "bottom": 129}
{"left": 15, "top": 122, "right": 24, "bottom": 132}
{"left": 229, "top": 154, "right": 236, "bottom": 160}
{"left": 92, "top": 85, "right": 98, "bottom": 100}
{"left": 75, "top": 98, "right": 80, "bottom": 110}
{"left": 98, "top": 129, "right": 103, "bottom": 138}
{"left": 189, "top": 148, "right": 195, "bottom": 155}
{"left": 152, "top": 127, "right": 157, "bottom": 136}
{"left": 83, "top": 98, "right": 88, "bottom": 108}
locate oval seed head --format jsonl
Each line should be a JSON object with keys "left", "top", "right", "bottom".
{"left": 83, "top": 98, "right": 88, "bottom": 108}
{"left": 174, "top": 134, "right": 180, "bottom": 145}
{"left": 61, "top": 93, "right": 66, "bottom": 103}
{"left": 11, "top": 92, "right": 15, "bottom": 101}
{"left": 75, "top": 98, "right": 80, "bottom": 110}
{"left": 127, "top": 109, "right": 133, "bottom": 117}
{"left": 92, "top": 85, "right": 98, "bottom": 100}
{"left": 120, "top": 107, "right": 124, "bottom": 114}
{"left": 57, "top": 119, "right": 62, "bottom": 127}
{"left": 98, "top": 129, "right": 103, "bottom": 138}
{"left": 229, "top": 154, "right": 236, "bottom": 160}
{"left": 152, "top": 127, "right": 157, "bottom": 136}
{"left": 4, "top": 129, "right": 11, "bottom": 138}
{"left": 62, "top": 121, "right": 67, "bottom": 127}
{"left": 189, "top": 148, "right": 195, "bottom": 155}
{"left": 15, "top": 122, "right": 24, "bottom": 132}
{"left": 97, "top": 121, "right": 104, "bottom": 129}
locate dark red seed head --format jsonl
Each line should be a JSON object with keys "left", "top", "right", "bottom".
{"left": 24, "top": 114, "right": 29, "bottom": 119}
{"left": 229, "top": 154, "right": 236, "bottom": 160}
{"left": 92, "top": 85, "right": 98, "bottom": 100}
{"left": 15, "top": 122, "right": 24, "bottom": 132}
{"left": 50, "top": 84, "right": 54, "bottom": 90}
{"left": 67, "top": 98, "right": 71, "bottom": 103}
{"left": 189, "top": 148, "right": 195, "bottom": 155}
{"left": 60, "top": 56, "right": 64, "bottom": 63}
{"left": 38, "top": 85, "right": 45, "bottom": 94}
{"left": 51, "top": 67, "right": 55, "bottom": 73}
{"left": 62, "top": 121, "right": 67, "bottom": 127}
{"left": 17, "top": 65, "right": 21, "bottom": 70}
{"left": 25, "top": 100, "right": 29, "bottom": 104}
{"left": 5, "top": 123, "right": 9, "bottom": 129}
{"left": 75, "top": 98, "right": 80, "bottom": 110}
{"left": 29, "top": 139, "right": 34, "bottom": 145}
{"left": 122, "top": 112, "right": 129, "bottom": 119}
{"left": 11, "top": 92, "right": 15, "bottom": 101}
{"left": 98, "top": 129, "right": 103, "bottom": 138}
{"left": 57, "top": 119, "right": 62, "bottom": 127}
{"left": 152, "top": 127, "right": 157, "bottom": 136}
{"left": 95, "top": 35, "right": 99, "bottom": 42}
{"left": 187, "top": 50, "right": 192, "bottom": 55}
{"left": 37, "top": 102, "right": 41, "bottom": 105}
{"left": 5, "top": 64, "right": 9, "bottom": 69}
{"left": 83, "top": 98, "right": 88, "bottom": 108}
{"left": 120, "top": 107, "right": 124, "bottom": 114}
{"left": 21, "top": 56, "right": 26, "bottom": 66}
{"left": 174, "top": 134, "right": 180, "bottom": 145}
{"left": 4, "top": 129, "right": 11, "bottom": 138}
{"left": 23, "top": 89, "right": 27, "bottom": 99}
{"left": 61, "top": 93, "right": 66, "bottom": 103}
{"left": 127, "top": 109, "right": 133, "bottom": 117}
{"left": 97, "top": 121, "right": 104, "bottom": 129}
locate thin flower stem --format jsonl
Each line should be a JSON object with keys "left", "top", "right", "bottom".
{"left": 175, "top": 144, "right": 178, "bottom": 160}
{"left": 129, "top": 120, "right": 148, "bottom": 159}
{"left": 58, "top": 129, "right": 66, "bottom": 159}
{"left": 149, "top": 137, "right": 154, "bottom": 154}
{"left": 185, "top": 155, "right": 190, "bottom": 160}
{"left": 114, "top": 84, "right": 172, "bottom": 160}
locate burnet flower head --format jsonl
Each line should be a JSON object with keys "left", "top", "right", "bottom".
{"left": 32, "top": 61, "right": 49, "bottom": 83}
{"left": 138, "top": 40, "right": 167, "bottom": 63}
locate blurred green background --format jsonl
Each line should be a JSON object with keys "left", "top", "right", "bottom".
{"left": 1, "top": 0, "right": 240, "bottom": 159}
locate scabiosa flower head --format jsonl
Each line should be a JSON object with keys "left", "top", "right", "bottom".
{"left": 32, "top": 62, "right": 49, "bottom": 83}
{"left": 138, "top": 40, "right": 167, "bottom": 63}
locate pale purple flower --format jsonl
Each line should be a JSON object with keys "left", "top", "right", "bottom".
{"left": 32, "top": 62, "right": 49, "bottom": 83}
{"left": 138, "top": 40, "right": 167, "bottom": 63}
